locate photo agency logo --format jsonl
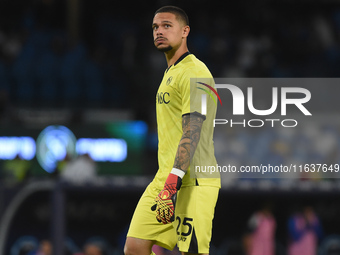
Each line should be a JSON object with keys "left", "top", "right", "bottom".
{"left": 197, "top": 79, "right": 312, "bottom": 128}
{"left": 196, "top": 81, "right": 222, "bottom": 113}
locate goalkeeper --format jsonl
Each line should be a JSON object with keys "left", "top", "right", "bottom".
{"left": 125, "top": 5, "right": 220, "bottom": 255}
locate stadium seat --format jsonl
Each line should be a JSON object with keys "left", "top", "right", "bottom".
{"left": 60, "top": 43, "right": 86, "bottom": 104}
{"left": 82, "top": 58, "right": 104, "bottom": 104}
{"left": 84, "top": 236, "right": 114, "bottom": 255}
{"left": 64, "top": 236, "right": 81, "bottom": 254}
{"left": 319, "top": 235, "right": 340, "bottom": 255}
{"left": 35, "top": 49, "right": 60, "bottom": 103}
{"left": 10, "top": 235, "right": 39, "bottom": 255}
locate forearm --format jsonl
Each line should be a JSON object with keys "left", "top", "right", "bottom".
{"left": 152, "top": 114, "right": 204, "bottom": 224}
{"left": 173, "top": 114, "right": 204, "bottom": 172}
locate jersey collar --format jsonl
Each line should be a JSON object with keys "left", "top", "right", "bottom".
{"left": 166, "top": 51, "right": 191, "bottom": 73}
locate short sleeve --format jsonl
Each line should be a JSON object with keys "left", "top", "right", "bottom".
{"left": 179, "top": 67, "right": 214, "bottom": 117}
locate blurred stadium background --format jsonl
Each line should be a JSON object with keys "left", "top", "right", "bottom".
{"left": 0, "top": 0, "right": 340, "bottom": 254}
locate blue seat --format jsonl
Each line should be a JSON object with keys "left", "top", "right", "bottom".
{"left": 35, "top": 49, "right": 61, "bottom": 102}
{"left": 82, "top": 58, "right": 104, "bottom": 103}
{"left": 319, "top": 235, "right": 340, "bottom": 255}
{"left": 84, "top": 236, "right": 114, "bottom": 255}
{"left": 10, "top": 235, "right": 39, "bottom": 255}
{"left": 64, "top": 236, "right": 81, "bottom": 254}
{"left": 0, "top": 60, "right": 10, "bottom": 91}
{"left": 60, "top": 43, "right": 86, "bottom": 103}
{"left": 11, "top": 43, "right": 37, "bottom": 102}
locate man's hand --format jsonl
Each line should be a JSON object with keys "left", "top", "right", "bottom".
{"left": 151, "top": 169, "right": 184, "bottom": 224}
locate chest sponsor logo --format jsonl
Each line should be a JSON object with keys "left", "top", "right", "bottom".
{"left": 157, "top": 92, "right": 170, "bottom": 104}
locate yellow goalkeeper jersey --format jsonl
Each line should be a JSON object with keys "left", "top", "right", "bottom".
{"left": 151, "top": 52, "right": 221, "bottom": 189}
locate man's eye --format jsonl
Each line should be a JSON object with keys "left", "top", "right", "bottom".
{"left": 165, "top": 24, "right": 171, "bottom": 28}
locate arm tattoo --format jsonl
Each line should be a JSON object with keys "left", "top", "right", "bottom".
{"left": 173, "top": 114, "right": 204, "bottom": 171}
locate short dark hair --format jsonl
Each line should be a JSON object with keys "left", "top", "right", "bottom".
{"left": 154, "top": 6, "right": 189, "bottom": 26}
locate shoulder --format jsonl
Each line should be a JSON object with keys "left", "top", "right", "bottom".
{"left": 179, "top": 54, "right": 212, "bottom": 79}
{"left": 182, "top": 54, "right": 210, "bottom": 71}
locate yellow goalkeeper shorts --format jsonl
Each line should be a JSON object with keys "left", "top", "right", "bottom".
{"left": 126, "top": 182, "right": 219, "bottom": 253}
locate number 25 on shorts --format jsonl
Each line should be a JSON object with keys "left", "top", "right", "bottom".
{"left": 176, "top": 216, "right": 193, "bottom": 241}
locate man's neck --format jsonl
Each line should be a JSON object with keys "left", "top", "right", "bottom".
{"left": 164, "top": 46, "right": 188, "bottom": 67}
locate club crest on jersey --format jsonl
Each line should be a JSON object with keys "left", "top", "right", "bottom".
{"left": 166, "top": 76, "right": 173, "bottom": 86}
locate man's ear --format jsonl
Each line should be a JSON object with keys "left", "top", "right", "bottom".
{"left": 182, "top": 25, "right": 190, "bottom": 38}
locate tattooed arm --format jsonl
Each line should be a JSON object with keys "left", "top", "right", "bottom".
{"left": 151, "top": 114, "right": 204, "bottom": 223}
{"left": 173, "top": 114, "right": 204, "bottom": 172}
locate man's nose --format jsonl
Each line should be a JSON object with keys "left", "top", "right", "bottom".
{"left": 156, "top": 27, "right": 164, "bottom": 35}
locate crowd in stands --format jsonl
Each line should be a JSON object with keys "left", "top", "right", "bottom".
{"left": 0, "top": 1, "right": 339, "bottom": 115}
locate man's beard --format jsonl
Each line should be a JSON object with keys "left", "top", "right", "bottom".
{"left": 157, "top": 45, "right": 173, "bottom": 52}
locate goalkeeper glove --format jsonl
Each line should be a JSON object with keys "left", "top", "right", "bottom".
{"left": 151, "top": 168, "right": 184, "bottom": 224}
